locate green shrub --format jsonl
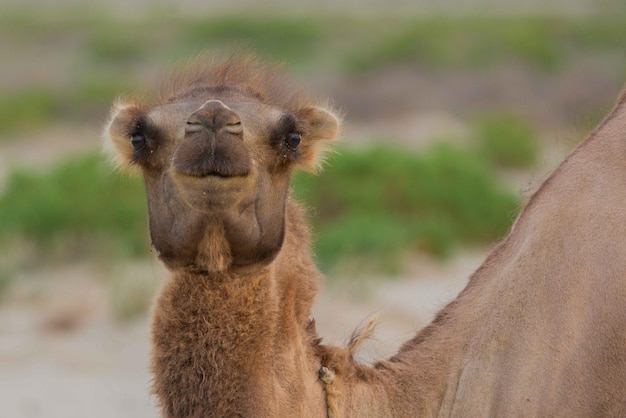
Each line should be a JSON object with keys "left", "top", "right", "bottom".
{"left": 345, "top": 18, "right": 562, "bottom": 72}
{"left": 85, "top": 30, "right": 148, "bottom": 65}
{"left": 0, "top": 145, "right": 518, "bottom": 277}
{"left": 567, "top": 18, "right": 626, "bottom": 50}
{"left": 180, "top": 17, "right": 324, "bottom": 62}
{"left": 344, "top": 16, "right": 626, "bottom": 73}
{"left": 0, "top": 153, "right": 149, "bottom": 265}
{"left": 292, "top": 145, "right": 519, "bottom": 273}
{"left": 0, "top": 89, "right": 58, "bottom": 136}
{"left": 2, "top": 14, "right": 625, "bottom": 136}
{"left": 473, "top": 114, "right": 538, "bottom": 169}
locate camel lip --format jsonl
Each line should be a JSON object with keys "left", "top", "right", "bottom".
{"left": 173, "top": 169, "right": 250, "bottom": 179}
{"left": 173, "top": 132, "right": 252, "bottom": 179}
{"left": 172, "top": 151, "right": 252, "bottom": 178}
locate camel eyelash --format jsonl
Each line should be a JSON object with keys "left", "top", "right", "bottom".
{"left": 271, "top": 114, "right": 302, "bottom": 149}
{"left": 127, "top": 117, "right": 157, "bottom": 161}
{"left": 126, "top": 116, "right": 146, "bottom": 139}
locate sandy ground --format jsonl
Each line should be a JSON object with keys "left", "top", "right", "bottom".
{"left": 0, "top": 252, "right": 484, "bottom": 418}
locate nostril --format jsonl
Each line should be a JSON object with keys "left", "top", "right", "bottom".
{"left": 224, "top": 121, "right": 243, "bottom": 135}
{"left": 185, "top": 122, "right": 204, "bottom": 133}
{"left": 186, "top": 103, "right": 242, "bottom": 135}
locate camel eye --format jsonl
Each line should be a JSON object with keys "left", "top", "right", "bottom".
{"left": 285, "top": 133, "right": 301, "bottom": 151}
{"left": 130, "top": 133, "right": 146, "bottom": 150}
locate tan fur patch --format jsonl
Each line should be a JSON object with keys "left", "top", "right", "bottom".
{"left": 195, "top": 220, "right": 233, "bottom": 272}
{"left": 296, "top": 106, "right": 342, "bottom": 173}
{"left": 102, "top": 100, "right": 143, "bottom": 171}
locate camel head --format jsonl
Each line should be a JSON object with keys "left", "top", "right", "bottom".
{"left": 103, "top": 56, "right": 340, "bottom": 273}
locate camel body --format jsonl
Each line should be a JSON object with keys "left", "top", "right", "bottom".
{"left": 104, "top": 55, "right": 626, "bottom": 417}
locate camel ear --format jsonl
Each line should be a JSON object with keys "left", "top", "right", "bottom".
{"left": 102, "top": 101, "right": 142, "bottom": 171}
{"left": 295, "top": 106, "right": 341, "bottom": 173}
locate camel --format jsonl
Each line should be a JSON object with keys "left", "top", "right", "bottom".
{"left": 103, "top": 54, "right": 626, "bottom": 417}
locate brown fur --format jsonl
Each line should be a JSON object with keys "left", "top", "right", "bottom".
{"left": 104, "top": 55, "right": 626, "bottom": 417}
{"left": 161, "top": 54, "right": 307, "bottom": 111}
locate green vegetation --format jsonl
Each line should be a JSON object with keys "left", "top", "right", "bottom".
{"left": 0, "top": 145, "right": 517, "bottom": 277}
{"left": 473, "top": 114, "right": 538, "bottom": 169}
{"left": 292, "top": 144, "right": 518, "bottom": 273}
{"left": 0, "top": 153, "right": 148, "bottom": 266}
{"left": 0, "top": 11, "right": 622, "bottom": 282}
{"left": 180, "top": 17, "right": 325, "bottom": 63}
{"left": 0, "top": 80, "right": 130, "bottom": 138}
{"left": 0, "top": 88, "right": 59, "bottom": 135}
{"left": 85, "top": 29, "right": 150, "bottom": 65}
{"left": 345, "top": 16, "right": 626, "bottom": 72}
{"left": 1, "top": 14, "right": 625, "bottom": 137}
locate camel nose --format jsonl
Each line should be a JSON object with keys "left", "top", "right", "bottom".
{"left": 186, "top": 100, "right": 243, "bottom": 135}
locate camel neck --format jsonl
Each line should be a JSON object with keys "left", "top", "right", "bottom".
{"left": 150, "top": 269, "right": 273, "bottom": 416}
{"left": 150, "top": 201, "right": 326, "bottom": 417}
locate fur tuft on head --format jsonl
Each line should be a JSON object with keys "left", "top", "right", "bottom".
{"left": 160, "top": 52, "right": 307, "bottom": 112}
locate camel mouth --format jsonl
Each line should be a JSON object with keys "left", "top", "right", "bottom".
{"left": 174, "top": 160, "right": 250, "bottom": 179}
{"left": 172, "top": 130, "right": 252, "bottom": 178}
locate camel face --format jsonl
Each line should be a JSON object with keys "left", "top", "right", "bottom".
{"left": 105, "top": 79, "right": 339, "bottom": 272}
{"left": 139, "top": 95, "right": 288, "bottom": 211}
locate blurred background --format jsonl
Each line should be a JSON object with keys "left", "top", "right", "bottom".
{"left": 0, "top": 0, "right": 625, "bottom": 416}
